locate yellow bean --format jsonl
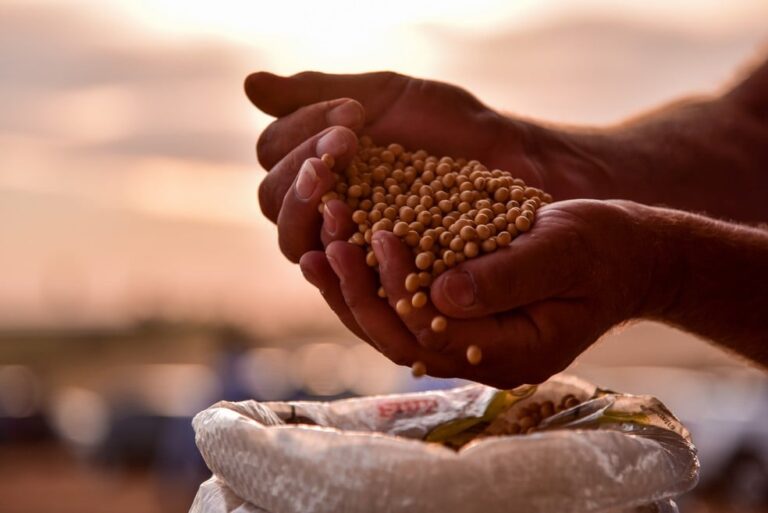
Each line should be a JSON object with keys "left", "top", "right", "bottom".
{"left": 431, "top": 315, "right": 447, "bottom": 332}
{"left": 412, "top": 291, "right": 428, "bottom": 308}
{"left": 396, "top": 298, "right": 412, "bottom": 316}
{"left": 466, "top": 345, "right": 483, "bottom": 365}
{"left": 411, "top": 361, "right": 427, "bottom": 377}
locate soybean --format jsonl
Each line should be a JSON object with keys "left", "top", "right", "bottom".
{"left": 316, "top": 137, "right": 552, "bottom": 349}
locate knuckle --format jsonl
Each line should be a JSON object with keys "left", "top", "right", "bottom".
{"left": 322, "top": 98, "right": 345, "bottom": 113}
{"left": 375, "top": 71, "right": 403, "bottom": 84}
{"left": 414, "top": 78, "right": 439, "bottom": 97}
{"left": 414, "top": 328, "right": 432, "bottom": 348}
{"left": 292, "top": 70, "right": 319, "bottom": 81}
{"left": 278, "top": 236, "right": 301, "bottom": 264}
{"left": 320, "top": 229, "right": 334, "bottom": 248}
{"left": 413, "top": 78, "right": 474, "bottom": 107}
{"left": 258, "top": 180, "right": 278, "bottom": 222}
{"left": 461, "top": 268, "right": 504, "bottom": 314}
{"left": 340, "top": 290, "right": 362, "bottom": 310}
{"left": 414, "top": 327, "right": 444, "bottom": 351}
{"left": 256, "top": 125, "right": 276, "bottom": 168}
{"left": 325, "top": 124, "right": 356, "bottom": 143}
{"left": 374, "top": 72, "right": 409, "bottom": 105}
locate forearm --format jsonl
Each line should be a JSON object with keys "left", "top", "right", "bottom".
{"left": 634, "top": 203, "right": 768, "bottom": 366}
{"left": 529, "top": 58, "right": 768, "bottom": 222}
{"left": 591, "top": 96, "right": 767, "bottom": 221}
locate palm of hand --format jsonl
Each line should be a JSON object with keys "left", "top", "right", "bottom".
{"left": 309, "top": 200, "right": 648, "bottom": 388}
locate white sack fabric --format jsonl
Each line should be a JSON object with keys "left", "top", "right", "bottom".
{"left": 191, "top": 376, "right": 698, "bottom": 513}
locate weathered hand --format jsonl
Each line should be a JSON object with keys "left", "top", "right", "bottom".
{"left": 300, "top": 199, "right": 664, "bottom": 388}
{"left": 247, "top": 62, "right": 768, "bottom": 375}
{"left": 245, "top": 71, "right": 573, "bottom": 262}
{"left": 245, "top": 71, "right": 654, "bottom": 386}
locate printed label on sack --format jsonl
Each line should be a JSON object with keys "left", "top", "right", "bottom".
{"left": 377, "top": 398, "right": 439, "bottom": 419}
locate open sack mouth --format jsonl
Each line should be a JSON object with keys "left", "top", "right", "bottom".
{"left": 274, "top": 385, "right": 606, "bottom": 450}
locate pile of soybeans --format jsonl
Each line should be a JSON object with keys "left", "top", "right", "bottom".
{"left": 319, "top": 136, "right": 553, "bottom": 373}
{"left": 427, "top": 393, "right": 583, "bottom": 450}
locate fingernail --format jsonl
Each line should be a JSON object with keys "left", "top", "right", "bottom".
{"left": 327, "top": 101, "right": 363, "bottom": 128}
{"left": 371, "top": 234, "right": 394, "bottom": 270}
{"left": 371, "top": 238, "right": 385, "bottom": 269}
{"left": 325, "top": 252, "right": 340, "bottom": 275}
{"left": 324, "top": 205, "right": 337, "bottom": 235}
{"left": 316, "top": 128, "right": 348, "bottom": 157}
{"left": 295, "top": 160, "right": 318, "bottom": 200}
{"left": 443, "top": 271, "right": 476, "bottom": 307}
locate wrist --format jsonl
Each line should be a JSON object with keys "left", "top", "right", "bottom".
{"left": 617, "top": 201, "right": 687, "bottom": 320}
{"left": 519, "top": 122, "right": 626, "bottom": 201}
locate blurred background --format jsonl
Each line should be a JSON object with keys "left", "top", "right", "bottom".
{"left": 1, "top": 1, "right": 767, "bottom": 511}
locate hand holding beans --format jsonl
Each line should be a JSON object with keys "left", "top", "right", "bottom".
{"left": 245, "top": 72, "right": 666, "bottom": 386}
{"left": 244, "top": 70, "right": 564, "bottom": 263}
{"left": 247, "top": 65, "right": 768, "bottom": 380}
{"left": 303, "top": 197, "right": 663, "bottom": 388}
{"left": 314, "top": 137, "right": 552, "bottom": 374}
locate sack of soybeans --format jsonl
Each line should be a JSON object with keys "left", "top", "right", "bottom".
{"left": 189, "top": 375, "right": 698, "bottom": 513}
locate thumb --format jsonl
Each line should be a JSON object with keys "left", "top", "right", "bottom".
{"left": 430, "top": 223, "right": 585, "bottom": 318}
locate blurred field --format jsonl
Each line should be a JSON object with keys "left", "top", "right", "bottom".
{"left": 1, "top": 1, "right": 767, "bottom": 511}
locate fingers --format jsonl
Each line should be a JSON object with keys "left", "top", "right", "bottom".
{"left": 299, "top": 251, "right": 373, "bottom": 344}
{"left": 430, "top": 214, "right": 586, "bottom": 318}
{"left": 320, "top": 199, "right": 356, "bottom": 248}
{"left": 323, "top": 241, "right": 418, "bottom": 365}
{"left": 245, "top": 71, "right": 407, "bottom": 118}
{"left": 258, "top": 126, "right": 358, "bottom": 222}
{"left": 371, "top": 231, "right": 449, "bottom": 350}
{"left": 276, "top": 158, "right": 335, "bottom": 262}
{"left": 324, "top": 241, "right": 458, "bottom": 377}
{"left": 320, "top": 238, "right": 550, "bottom": 385}
{"left": 257, "top": 98, "right": 365, "bottom": 170}
{"left": 370, "top": 232, "right": 536, "bottom": 383}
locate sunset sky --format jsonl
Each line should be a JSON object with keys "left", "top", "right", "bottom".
{"left": 2, "top": 0, "right": 766, "bottom": 341}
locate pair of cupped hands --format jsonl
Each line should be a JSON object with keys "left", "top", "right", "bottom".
{"left": 246, "top": 71, "right": 663, "bottom": 388}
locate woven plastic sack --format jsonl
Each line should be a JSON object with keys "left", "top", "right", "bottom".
{"left": 190, "top": 375, "right": 698, "bottom": 513}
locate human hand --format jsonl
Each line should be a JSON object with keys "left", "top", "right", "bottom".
{"left": 245, "top": 71, "right": 605, "bottom": 263}
{"left": 300, "top": 199, "right": 668, "bottom": 388}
